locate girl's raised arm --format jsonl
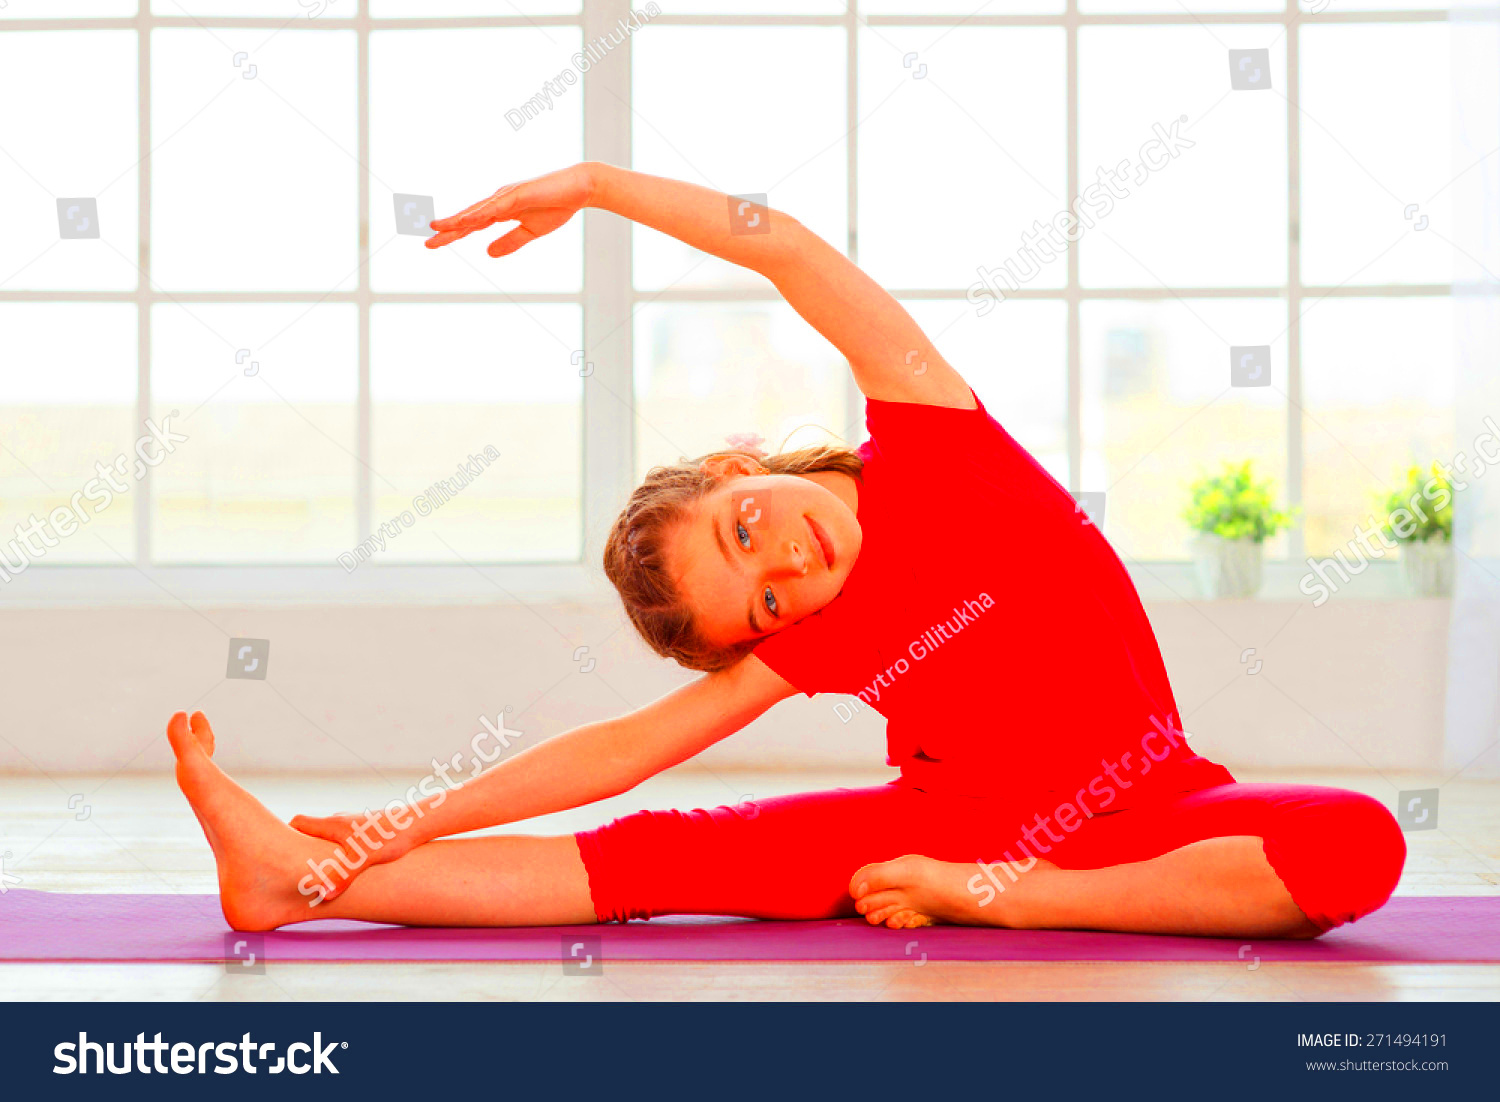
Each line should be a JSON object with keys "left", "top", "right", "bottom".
{"left": 290, "top": 654, "right": 795, "bottom": 900}
{"left": 426, "top": 162, "right": 976, "bottom": 410}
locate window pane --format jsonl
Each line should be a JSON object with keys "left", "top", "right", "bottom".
{"left": 151, "top": 28, "right": 357, "bottom": 292}
{"left": 1079, "top": 26, "right": 1287, "bottom": 288}
{"left": 895, "top": 299, "right": 1069, "bottom": 484}
{"left": 0, "top": 1, "right": 135, "bottom": 16}
{"left": 1300, "top": 24, "right": 1452, "bottom": 287}
{"left": 370, "top": 28, "right": 582, "bottom": 293}
{"left": 151, "top": 1, "right": 329, "bottom": 14}
{"left": 373, "top": 0, "right": 580, "bottom": 13}
{"left": 1083, "top": 0, "right": 1280, "bottom": 11}
{"left": 864, "top": 0, "right": 1061, "bottom": 11}
{"left": 1082, "top": 298, "right": 1290, "bottom": 561}
{"left": 0, "top": 30, "right": 138, "bottom": 292}
{"left": 859, "top": 27, "right": 1065, "bottom": 291}
{"left": 0, "top": 304, "right": 137, "bottom": 567}
{"left": 633, "top": 302, "right": 850, "bottom": 482}
{"left": 151, "top": 303, "right": 358, "bottom": 562}
{"left": 1301, "top": 297, "right": 1455, "bottom": 557}
{"left": 633, "top": 26, "right": 846, "bottom": 291}
{"left": 1300, "top": 0, "right": 1446, "bottom": 8}
{"left": 622, "top": 0, "right": 837, "bottom": 10}
{"left": 372, "top": 304, "right": 582, "bottom": 562}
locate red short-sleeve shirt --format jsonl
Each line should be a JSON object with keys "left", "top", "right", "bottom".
{"left": 752, "top": 391, "right": 1233, "bottom": 804}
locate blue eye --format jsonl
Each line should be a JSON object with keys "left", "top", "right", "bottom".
{"left": 736, "top": 521, "right": 751, "bottom": 548}
{"left": 763, "top": 587, "right": 778, "bottom": 616}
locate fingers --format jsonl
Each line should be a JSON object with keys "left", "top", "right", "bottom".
{"left": 429, "top": 185, "right": 519, "bottom": 236}
{"left": 426, "top": 185, "right": 527, "bottom": 250}
{"left": 486, "top": 224, "right": 536, "bottom": 259}
{"left": 430, "top": 185, "right": 513, "bottom": 231}
{"left": 289, "top": 814, "right": 355, "bottom": 844}
{"left": 424, "top": 228, "right": 470, "bottom": 249}
{"left": 423, "top": 209, "right": 513, "bottom": 251}
{"left": 323, "top": 853, "right": 368, "bottom": 902}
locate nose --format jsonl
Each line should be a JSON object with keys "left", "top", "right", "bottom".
{"left": 770, "top": 535, "right": 809, "bottom": 579}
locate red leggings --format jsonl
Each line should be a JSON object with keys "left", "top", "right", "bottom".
{"left": 575, "top": 781, "right": 1406, "bottom": 932}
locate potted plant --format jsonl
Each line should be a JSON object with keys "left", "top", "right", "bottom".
{"left": 1183, "top": 461, "right": 1293, "bottom": 598}
{"left": 1379, "top": 462, "right": 1454, "bottom": 597}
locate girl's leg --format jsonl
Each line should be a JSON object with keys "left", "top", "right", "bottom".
{"left": 169, "top": 711, "right": 594, "bottom": 931}
{"left": 853, "top": 836, "right": 1317, "bottom": 937}
{"left": 850, "top": 782, "right": 1407, "bottom": 938}
{"left": 575, "top": 782, "right": 933, "bottom": 922}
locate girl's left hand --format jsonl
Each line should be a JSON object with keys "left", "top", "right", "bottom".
{"left": 424, "top": 163, "right": 595, "bottom": 258}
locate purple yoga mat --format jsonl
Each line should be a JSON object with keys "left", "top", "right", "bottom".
{"left": 0, "top": 891, "right": 1494, "bottom": 964}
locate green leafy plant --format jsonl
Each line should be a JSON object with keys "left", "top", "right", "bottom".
{"left": 1379, "top": 462, "right": 1453, "bottom": 544}
{"left": 1183, "top": 460, "right": 1293, "bottom": 543}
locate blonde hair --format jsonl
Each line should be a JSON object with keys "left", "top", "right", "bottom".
{"left": 603, "top": 443, "right": 863, "bottom": 672}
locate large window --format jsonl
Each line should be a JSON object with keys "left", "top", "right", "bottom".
{"left": 0, "top": 0, "right": 1455, "bottom": 598}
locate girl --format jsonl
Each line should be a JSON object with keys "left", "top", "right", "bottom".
{"left": 167, "top": 162, "right": 1405, "bottom": 937}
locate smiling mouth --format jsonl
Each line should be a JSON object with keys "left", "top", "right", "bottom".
{"left": 806, "top": 515, "right": 835, "bottom": 570}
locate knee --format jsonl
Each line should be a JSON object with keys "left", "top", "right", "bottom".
{"left": 1263, "top": 788, "right": 1406, "bottom": 931}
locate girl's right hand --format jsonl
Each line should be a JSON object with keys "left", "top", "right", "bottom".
{"left": 424, "top": 162, "right": 596, "bottom": 258}
{"left": 289, "top": 807, "right": 423, "bottom": 902}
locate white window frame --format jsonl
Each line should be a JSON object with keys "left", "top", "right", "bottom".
{"left": 1, "top": 0, "right": 1443, "bottom": 605}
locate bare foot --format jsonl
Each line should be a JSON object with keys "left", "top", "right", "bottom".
{"left": 848, "top": 854, "right": 1059, "bottom": 929}
{"left": 168, "top": 710, "right": 343, "bottom": 931}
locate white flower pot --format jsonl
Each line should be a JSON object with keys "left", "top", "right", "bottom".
{"left": 1191, "top": 535, "right": 1264, "bottom": 599}
{"left": 1400, "top": 539, "right": 1454, "bottom": 597}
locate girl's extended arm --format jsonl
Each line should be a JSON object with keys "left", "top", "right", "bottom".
{"left": 291, "top": 654, "right": 795, "bottom": 899}
{"left": 426, "top": 161, "right": 976, "bottom": 410}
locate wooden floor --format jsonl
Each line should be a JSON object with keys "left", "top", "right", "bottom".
{"left": 2, "top": 769, "right": 1497, "bottom": 1002}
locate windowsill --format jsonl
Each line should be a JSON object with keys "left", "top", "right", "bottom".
{"left": 0, "top": 562, "right": 610, "bottom": 607}
{"left": 0, "top": 558, "right": 1435, "bottom": 607}
{"left": 1125, "top": 559, "right": 1428, "bottom": 602}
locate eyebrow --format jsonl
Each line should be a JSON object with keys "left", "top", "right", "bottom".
{"left": 713, "top": 512, "right": 762, "bottom": 636}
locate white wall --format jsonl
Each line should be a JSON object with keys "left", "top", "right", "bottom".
{"left": 0, "top": 597, "right": 1449, "bottom": 779}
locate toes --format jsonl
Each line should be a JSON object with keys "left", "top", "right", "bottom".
{"left": 849, "top": 854, "right": 922, "bottom": 901}
{"left": 166, "top": 711, "right": 199, "bottom": 761}
{"left": 189, "top": 711, "right": 216, "bottom": 756}
{"left": 890, "top": 911, "right": 934, "bottom": 929}
{"left": 858, "top": 889, "right": 911, "bottom": 927}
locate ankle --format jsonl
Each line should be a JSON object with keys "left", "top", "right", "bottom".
{"left": 992, "top": 860, "right": 1063, "bottom": 929}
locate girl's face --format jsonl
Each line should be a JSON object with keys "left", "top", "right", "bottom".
{"left": 669, "top": 467, "right": 862, "bottom": 650}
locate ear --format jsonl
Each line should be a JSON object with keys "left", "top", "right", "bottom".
{"left": 699, "top": 453, "right": 766, "bottom": 480}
